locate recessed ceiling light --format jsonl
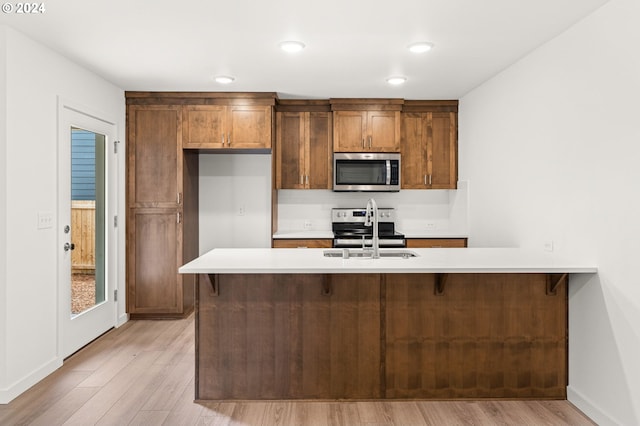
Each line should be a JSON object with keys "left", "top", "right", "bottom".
{"left": 408, "top": 42, "right": 434, "bottom": 53}
{"left": 386, "top": 76, "right": 407, "bottom": 85}
{"left": 279, "top": 40, "right": 306, "bottom": 53}
{"left": 214, "top": 75, "right": 235, "bottom": 84}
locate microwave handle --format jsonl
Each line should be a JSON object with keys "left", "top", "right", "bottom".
{"left": 386, "top": 160, "right": 391, "bottom": 185}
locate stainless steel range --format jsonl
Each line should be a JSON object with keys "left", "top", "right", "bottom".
{"left": 331, "top": 207, "right": 406, "bottom": 248}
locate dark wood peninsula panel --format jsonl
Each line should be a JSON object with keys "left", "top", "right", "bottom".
{"left": 196, "top": 272, "right": 569, "bottom": 401}
{"left": 197, "top": 273, "right": 381, "bottom": 400}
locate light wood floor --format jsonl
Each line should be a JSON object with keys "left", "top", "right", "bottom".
{"left": 0, "top": 314, "right": 596, "bottom": 426}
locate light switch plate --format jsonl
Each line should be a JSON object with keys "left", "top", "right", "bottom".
{"left": 38, "top": 211, "right": 54, "bottom": 229}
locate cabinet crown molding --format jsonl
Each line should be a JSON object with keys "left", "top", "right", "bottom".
{"left": 330, "top": 98, "right": 404, "bottom": 111}
{"left": 126, "top": 91, "right": 278, "bottom": 106}
{"left": 402, "top": 100, "right": 459, "bottom": 113}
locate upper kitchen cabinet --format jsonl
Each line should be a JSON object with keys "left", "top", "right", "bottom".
{"left": 127, "top": 105, "right": 182, "bottom": 208}
{"left": 127, "top": 92, "right": 277, "bottom": 151}
{"left": 330, "top": 99, "right": 403, "bottom": 152}
{"left": 183, "top": 105, "right": 273, "bottom": 149}
{"left": 276, "top": 100, "right": 332, "bottom": 189}
{"left": 401, "top": 100, "right": 458, "bottom": 189}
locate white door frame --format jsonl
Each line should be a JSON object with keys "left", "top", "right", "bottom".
{"left": 57, "top": 98, "right": 119, "bottom": 358}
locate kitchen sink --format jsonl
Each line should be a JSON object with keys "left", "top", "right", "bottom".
{"left": 323, "top": 248, "right": 419, "bottom": 259}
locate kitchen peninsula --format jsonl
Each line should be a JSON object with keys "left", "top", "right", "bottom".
{"left": 179, "top": 248, "right": 596, "bottom": 401}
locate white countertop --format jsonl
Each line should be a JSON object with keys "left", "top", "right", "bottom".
{"left": 179, "top": 247, "right": 597, "bottom": 274}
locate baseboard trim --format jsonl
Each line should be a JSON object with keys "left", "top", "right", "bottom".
{"left": 567, "top": 386, "right": 621, "bottom": 426}
{"left": 0, "top": 356, "right": 62, "bottom": 404}
{"left": 117, "top": 312, "right": 129, "bottom": 328}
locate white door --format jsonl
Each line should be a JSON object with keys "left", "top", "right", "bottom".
{"left": 58, "top": 103, "right": 118, "bottom": 358}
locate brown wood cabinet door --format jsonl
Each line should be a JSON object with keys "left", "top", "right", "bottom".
{"left": 401, "top": 111, "right": 457, "bottom": 189}
{"left": 333, "top": 111, "right": 366, "bottom": 151}
{"left": 197, "top": 273, "right": 381, "bottom": 400}
{"left": 276, "top": 112, "right": 305, "bottom": 189}
{"left": 429, "top": 112, "right": 457, "bottom": 189}
{"left": 276, "top": 111, "right": 332, "bottom": 189}
{"left": 307, "top": 112, "right": 332, "bottom": 189}
{"left": 368, "top": 111, "right": 400, "bottom": 152}
{"left": 401, "top": 112, "right": 428, "bottom": 188}
{"left": 227, "top": 105, "right": 272, "bottom": 149}
{"left": 182, "top": 105, "right": 226, "bottom": 149}
{"left": 128, "top": 106, "right": 182, "bottom": 207}
{"left": 127, "top": 209, "right": 183, "bottom": 314}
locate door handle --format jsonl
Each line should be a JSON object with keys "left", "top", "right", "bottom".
{"left": 64, "top": 242, "right": 75, "bottom": 251}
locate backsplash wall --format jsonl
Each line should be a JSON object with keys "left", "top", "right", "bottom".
{"left": 277, "top": 180, "right": 469, "bottom": 236}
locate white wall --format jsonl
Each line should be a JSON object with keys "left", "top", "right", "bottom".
{"left": 277, "top": 184, "right": 468, "bottom": 237}
{"left": 0, "top": 25, "right": 125, "bottom": 403}
{"left": 199, "top": 154, "right": 272, "bottom": 252}
{"left": 459, "top": 0, "right": 640, "bottom": 423}
{"left": 0, "top": 26, "right": 8, "bottom": 394}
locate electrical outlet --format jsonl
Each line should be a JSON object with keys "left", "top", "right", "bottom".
{"left": 425, "top": 222, "right": 436, "bottom": 230}
{"left": 37, "top": 211, "right": 54, "bottom": 229}
{"left": 238, "top": 205, "right": 245, "bottom": 216}
{"left": 544, "top": 240, "right": 554, "bottom": 252}
{"left": 304, "top": 220, "right": 312, "bottom": 230}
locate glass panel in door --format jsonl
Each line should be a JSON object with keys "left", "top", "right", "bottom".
{"left": 70, "top": 128, "right": 105, "bottom": 316}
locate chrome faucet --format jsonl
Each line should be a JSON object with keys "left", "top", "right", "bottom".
{"left": 365, "top": 198, "right": 379, "bottom": 258}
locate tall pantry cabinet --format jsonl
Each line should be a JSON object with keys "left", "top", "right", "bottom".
{"left": 126, "top": 101, "right": 199, "bottom": 318}
{"left": 125, "top": 92, "right": 276, "bottom": 318}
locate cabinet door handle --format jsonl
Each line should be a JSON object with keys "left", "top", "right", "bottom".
{"left": 368, "top": 136, "right": 372, "bottom": 148}
{"left": 221, "top": 134, "right": 225, "bottom": 147}
{"left": 227, "top": 133, "right": 231, "bottom": 146}
{"left": 300, "top": 174, "right": 304, "bottom": 185}
{"left": 424, "top": 175, "right": 427, "bottom": 185}
{"left": 362, "top": 138, "right": 365, "bottom": 149}
{"left": 177, "top": 192, "right": 182, "bottom": 205}
{"left": 429, "top": 174, "right": 432, "bottom": 185}
{"left": 305, "top": 175, "right": 309, "bottom": 185}
{"left": 177, "top": 212, "right": 182, "bottom": 224}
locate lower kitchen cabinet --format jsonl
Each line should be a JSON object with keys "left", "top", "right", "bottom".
{"left": 127, "top": 209, "right": 194, "bottom": 316}
{"left": 406, "top": 238, "right": 467, "bottom": 248}
{"left": 196, "top": 273, "right": 381, "bottom": 400}
{"left": 272, "top": 239, "right": 333, "bottom": 248}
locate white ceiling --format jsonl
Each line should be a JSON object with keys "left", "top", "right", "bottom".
{"left": 0, "top": 0, "right": 608, "bottom": 99}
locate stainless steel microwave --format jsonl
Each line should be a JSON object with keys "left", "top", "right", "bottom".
{"left": 333, "top": 152, "right": 401, "bottom": 192}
